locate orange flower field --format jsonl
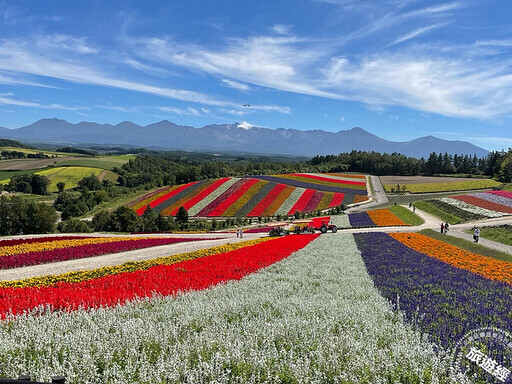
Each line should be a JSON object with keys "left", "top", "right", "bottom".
{"left": 390, "top": 232, "right": 512, "bottom": 285}
{"left": 367, "top": 209, "right": 408, "bottom": 226}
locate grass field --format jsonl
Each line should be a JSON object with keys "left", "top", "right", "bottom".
{"left": 420, "top": 228, "right": 512, "bottom": 263}
{"left": 387, "top": 205, "right": 424, "bottom": 226}
{"left": 413, "top": 200, "right": 463, "bottom": 224}
{"left": 57, "top": 155, "right": 135, "bottom": 170}
{"left": 35, "top": 167, "right": 115, "bottom": 192}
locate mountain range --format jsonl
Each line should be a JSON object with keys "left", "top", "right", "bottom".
{"left": 0, "top": 119, "right": 488, "bottom": 159}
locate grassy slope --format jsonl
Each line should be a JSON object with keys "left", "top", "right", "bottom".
{"left": 81, "top": 189, "right": 155, "bottom": 217}
{"left": 388, "top": 205, "right": 424, "bottom": 226}
{"left": 420, "top": 228, "right": 512, "bottom": 263}
{"left": 413, "top": 200, "right": 462, "bottom": 224}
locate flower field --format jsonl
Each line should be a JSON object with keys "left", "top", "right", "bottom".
{"left": 129, "top": 173, "right": 367, "bottom": 217}
{"left": 0, "top": 236, "right": 314, "bottom": 316}
{"left": 437, "top": 190, "right": 512, "bottom": 218}
{"left": 0, "top": 234, "right": 456, "bottom": 383}
{"left": 0, "top": 236, "right": 210, "bottom": 270}
{"left": 347, "top": 209, "right": 409, "bottom": 227}
{"left": 383, "top": 178, "right": 501, "bottom": 193}
{"left": 354, "top": 232, "right": 512, "bottom": 352}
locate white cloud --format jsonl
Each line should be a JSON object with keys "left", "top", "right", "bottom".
{"left": 139, "top": 28, "right": 511, "bottom": 120}
{"left": 389, "top": 23, "right": 448, "bottom": 46}
{"left": 271, "top": 24, "right": 291, "bottom": 35}
{"left": 221, "top": 79, "right": 251, "bottom": 91}
{"left": 98, "top": 105, "right": 132, "bottom": 113}
{"left": 158, "top": 106, "right": 203, "bottom": 117}
{"left": 237, "top": 121, "right": 255, "bottom": 130}
{"left": 36, "top": 34, "right": 99, "bottom": 54}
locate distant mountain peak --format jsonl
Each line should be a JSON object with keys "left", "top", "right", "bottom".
{"left": 0, "top": 119, "right": 489, "bottom": 159}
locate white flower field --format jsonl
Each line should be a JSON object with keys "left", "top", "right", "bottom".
{"left": 0, "top": 235, "right": 459, "bottom": 383}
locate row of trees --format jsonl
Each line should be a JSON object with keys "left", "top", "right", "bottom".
{"left": 0, "top": 196, "right": 58, "bottom": 236}
{"left": 307, "top": 150, "right": 512, "bottom": 180}
{"left": 1, "top": 150, "right": 49, "bottom": 160}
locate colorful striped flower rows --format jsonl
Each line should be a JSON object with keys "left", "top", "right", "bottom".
{"left": 0, "top": 236, "right": 210, "bottom": 270}
{"left": 130, "top": 173, "right": 366, "bottom": 217}
{"left": 438, "top": 190, "right": 512, "bottom": 218}
{"left": 0, "top": 235, "right": 318, "bottom": 317}
{"left": 348, "top": 209, "right": 408, "bottom": 227}
{"left": 354, "top": 232, "right": 512, "bottom": 351}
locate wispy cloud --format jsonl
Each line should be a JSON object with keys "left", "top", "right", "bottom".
{"left": 159, "top": 106, "right": 202, "bottom": 116}
{"left": 36, "top": 34, "right": 98, "bottom": 54}
{"left": 221, "top": 79, "right": 251, "bottom": 91}
{"left": 271, "top": 24, "right": 291, "bottom": 35}
{"left": 389, "top": 23, "right": 448, "bottom": 46}
{"left": 0, "top": 94, "right": 86, "bottom": 111}
{"left": 129, "top": 27, "right": 512, "bottom": 120}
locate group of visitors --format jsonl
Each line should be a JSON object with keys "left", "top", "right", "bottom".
{"left": 236, "top": 229, "right": 243, "bottom": 238}
{"left": 440, "top": 222, "right": 450, "bottom": 233}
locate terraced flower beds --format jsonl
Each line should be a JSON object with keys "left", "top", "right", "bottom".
{"left": 0, "top": 236, "right": 315, "bottom": 316}
{"left": 439, "top": 191, "right": 512, "bottom": 218}
{"left": 130, "top": 173, "right": 367, "bottom": 217}
{"left": 0, "top": 234, "right": 454, "bottom": 383}
{"left": 0, "top": 236, "right": 209, "bottom": 270}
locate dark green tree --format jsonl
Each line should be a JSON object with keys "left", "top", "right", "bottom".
{"left": 176, "top": 206, "right": 189, "bottom": 230}
{"left": 141, "top": 205, "right": 158, "bottom": 231}
{"left": 92, "top": 210, "right": 111, "bottom": 232}
{"left": 30, "top": 174, "right": 50, "bottom": 195}
{"left": 108, "top": 206, "right": 141, "bottom": 232}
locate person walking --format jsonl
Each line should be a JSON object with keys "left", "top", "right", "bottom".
{"left": 444, "top": 222, "right": 449, "bottom": 233}
{"left": 474, "top": 226, "right": 480, "bottom": 243}
{"left": 440, "top": 223, "right": 444, "bottom": 233}
{"left": 240, "top": 229, "right": 243, "bottom": 238}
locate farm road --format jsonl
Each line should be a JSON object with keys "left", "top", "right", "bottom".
{"left": 346, "top": 175, "right": 388, "bottom": 213}
{"left": 0, "top": 233, "right": 265, "bottom": 282}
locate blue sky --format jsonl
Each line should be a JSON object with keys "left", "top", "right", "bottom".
{"left": 0, "top": 0, "right": 511, "bottom": 151}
